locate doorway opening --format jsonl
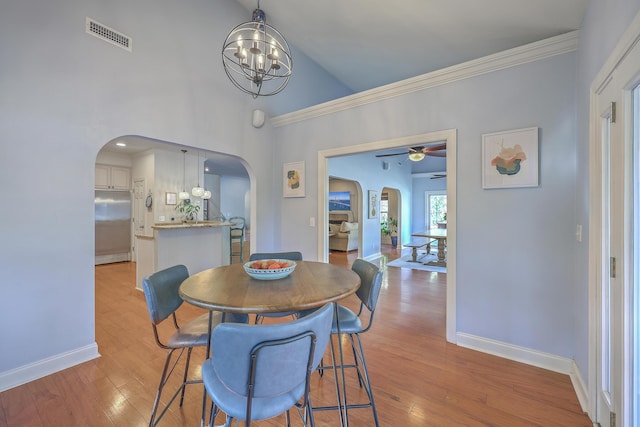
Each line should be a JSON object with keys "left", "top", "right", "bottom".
{"left": 380, "top": 187, "right": 401, "bottom": 249}
{"left": 318, "top": 129, "right": 457, "bottom": 343}
{"left": 327, "top": 177, "right": 362, "bottom": 264}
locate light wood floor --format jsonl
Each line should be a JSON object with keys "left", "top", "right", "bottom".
{"left": 0, "top": 245, "right": 592, "bottom": 426}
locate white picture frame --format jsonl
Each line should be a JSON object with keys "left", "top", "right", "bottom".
{"left": 283, "top": 161, "right": 305, "bottom": 198}
{"left": 482, "top": 127, "right": 539, "bottom": 189}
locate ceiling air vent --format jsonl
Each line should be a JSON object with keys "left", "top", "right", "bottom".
{"left": 85, "top": 17, "right": 132, "bottom": 52}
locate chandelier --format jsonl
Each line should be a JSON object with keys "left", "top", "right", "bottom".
{"left": 222, "top": 3, "right": 292, "bottom": 98}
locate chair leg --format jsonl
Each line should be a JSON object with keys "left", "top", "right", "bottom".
{"left": 149, "top": 347, "right": 202, "bottom": 427}
{"left": 354, "top": 334, "right": 379, "bottom": 427}
{"left": 306, "top": 396, "right": 316, "bottom": 427}
{"left": 149, "top": 348, "right": 177, "bottom": 427}
{"left": 179, "top": 347, "right": 193, "bottom": 406}
{"left": 313, "top": 333, "right": 379, "bottom": 427}
{"left": 208, "top": 400, "right": 216, "bottom": 426}
{"left": 348, "top": 334, "right": 364, "bottom": 388}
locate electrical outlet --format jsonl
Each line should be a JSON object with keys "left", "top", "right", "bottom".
{"left": 159, "top": 216, "right": 165, "bottom": 222}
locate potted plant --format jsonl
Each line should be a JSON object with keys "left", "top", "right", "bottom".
{"left": 176, "top": 199, "right": 201, "bottom": 223}
{"left": 381, "top": 217, "right": 398, "bottom": 247}
{"left": 437, "top": 212, "right": 447, "bottom": 229}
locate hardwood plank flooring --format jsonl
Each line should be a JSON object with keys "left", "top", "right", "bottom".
{"left": 0, "top": 244, "right": 592, "bottom": 426}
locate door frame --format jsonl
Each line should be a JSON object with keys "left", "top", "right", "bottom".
{"left": 318, "top": 128, "right": 457, "bottom": 343}
{"left": 588, "top": 11, "right": 640, "bottom": 425}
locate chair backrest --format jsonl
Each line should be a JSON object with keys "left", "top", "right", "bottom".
{"left": 210, "top": 303, "right": 333, "bottom": 407}
{"left": 352, "top": 259, "right": 383, "bottom": 328}
{"left": 249, "top": 251, "right": 303, "bottom": 261}
{"left": 142, "top": 264, "right": 189, "bottom": 325}
{"left": 229, "top": 216, "right": 245, "bottom": 230}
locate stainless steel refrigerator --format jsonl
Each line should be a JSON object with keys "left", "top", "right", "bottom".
{"left": 95, "top": 190, "right": 132, "bottom": 265}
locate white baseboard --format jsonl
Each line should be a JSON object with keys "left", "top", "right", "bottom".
{"left": 569, "top": 360, "right": 590, "bottom": 414}
{"left": 457, "top": 332, "right": 593, "bottom": 421}
{"left": 363, "top": 252, "right": 382, "bottom": 262}
{"left": 0, "top": 343, "right": 100, "bottom": 393}
{"left": 457, "top": 332, "right": 574, "bottom": 374}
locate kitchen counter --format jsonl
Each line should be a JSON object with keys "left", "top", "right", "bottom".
{"left": 151, "top": 221, "right": 235, "bottom": 230}
{"left": 135, "top": 221, "right": 233, "bottom": 290}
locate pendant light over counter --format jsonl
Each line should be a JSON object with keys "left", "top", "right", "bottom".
{"left": 202, "top": 153, "right": 212, "bottom": 199}
{"left": 192, "top": 151, "right": 205, "bottom": 197}
{"left": 178, "top": 149, "right": 190, "bottom": 200}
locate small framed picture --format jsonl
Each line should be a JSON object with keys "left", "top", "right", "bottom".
{"left": 482, "top": 127, "right": 539, "bottom": 189}
{"left": 165, "top": 192, "right": 177, "bottom": 205}
{"left": 368, "top": 190, "right": 378, "bottom": 218}
{"left": 283, "top": 161, "right": 305, "bottom": 198}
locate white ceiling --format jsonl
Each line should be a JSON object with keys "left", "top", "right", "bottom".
{"left": 232, "top": 0, "right": 588, "bottom": 92}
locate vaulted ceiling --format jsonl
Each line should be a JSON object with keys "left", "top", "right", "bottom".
{"left": 102, "top": 1, "right": 589, "bottom": 175}
{"left": 232, "top": 0, "right": 588, "bottom": 93}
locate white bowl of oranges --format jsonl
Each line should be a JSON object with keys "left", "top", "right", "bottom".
{"left": 243, "top": 259, "right": 297, "bottom": 281}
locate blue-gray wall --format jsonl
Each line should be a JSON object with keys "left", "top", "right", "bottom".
{"left": 572, "top": 0, "right": 640, "bottom": 376}
{"left": 0, "top": 0, "right": 350, "bottom": 380}
{"left": 276, "top": 51, "right": 579, "bottom": 358}
{"left": 2, "top": 0, "right": 640, "bottom": 402}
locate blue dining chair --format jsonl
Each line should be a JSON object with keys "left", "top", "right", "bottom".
{"left": 203, "top": 303, "right": 334, "bottom": 427}
{"left": 250, "top": 251, "right": 303, "bottom": 324}
{"left": 313, "top": 259, "right": 383, "bottom": 426}
{"left": 142, "top": 264, "right": 248, "bottom": 427}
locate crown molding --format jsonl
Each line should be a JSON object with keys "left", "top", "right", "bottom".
{"left": 272, "top": 31, "right": 579, "bottom": 127}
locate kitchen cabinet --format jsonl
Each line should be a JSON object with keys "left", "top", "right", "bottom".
{"left": 95, "top": 164, "right": 131, "bottom": 190}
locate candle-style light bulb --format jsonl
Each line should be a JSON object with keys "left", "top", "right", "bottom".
{"left": 250, "top": 30, "right": 261, "bottom": 54}
{"left": 241, "top": 48, "right": 248, "bottom": 67}
{"left": 234, "top": 35, "right": 244, "bottom": 58}
{"left": 257, "top": 54, "right": 265, "bottom": 72}
{"left": 268, "top": 45, "right": 280, "bottom": 70}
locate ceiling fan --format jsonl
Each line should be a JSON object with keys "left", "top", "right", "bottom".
{"left": 375, "top": 142, "right": 446, "bottom": 162}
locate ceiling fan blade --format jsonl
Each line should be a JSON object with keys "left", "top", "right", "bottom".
{"left": 422, "top": 142, "right": 446, "bottom": 152}
{"left": 425, "top": 150, "right": 446, "bottom": 157}
{"left": 422, "top": 143, "right": 447, "bottom": 157}
{"left": 375, "top": 152, "right": 409, "bottom": 158}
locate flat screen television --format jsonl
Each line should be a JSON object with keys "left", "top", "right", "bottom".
{"left": 329, "top": 191, "right": 351, "bottom": 211}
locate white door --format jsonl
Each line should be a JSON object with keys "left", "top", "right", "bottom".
{"left": 632, "top": 79, "right": 640, "bottom": 427}
{"left": 593, "top": 22, "right": 640, "bottom": 426}
{"left": 595, "top": 88, "right": 620, "bottom": 427}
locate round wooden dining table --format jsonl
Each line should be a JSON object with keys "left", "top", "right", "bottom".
{"left": 179, "top": 260, "right": 360, "bottom": 314}
{"left": 179, "top": 260, "right": 361, "bottom": 427}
